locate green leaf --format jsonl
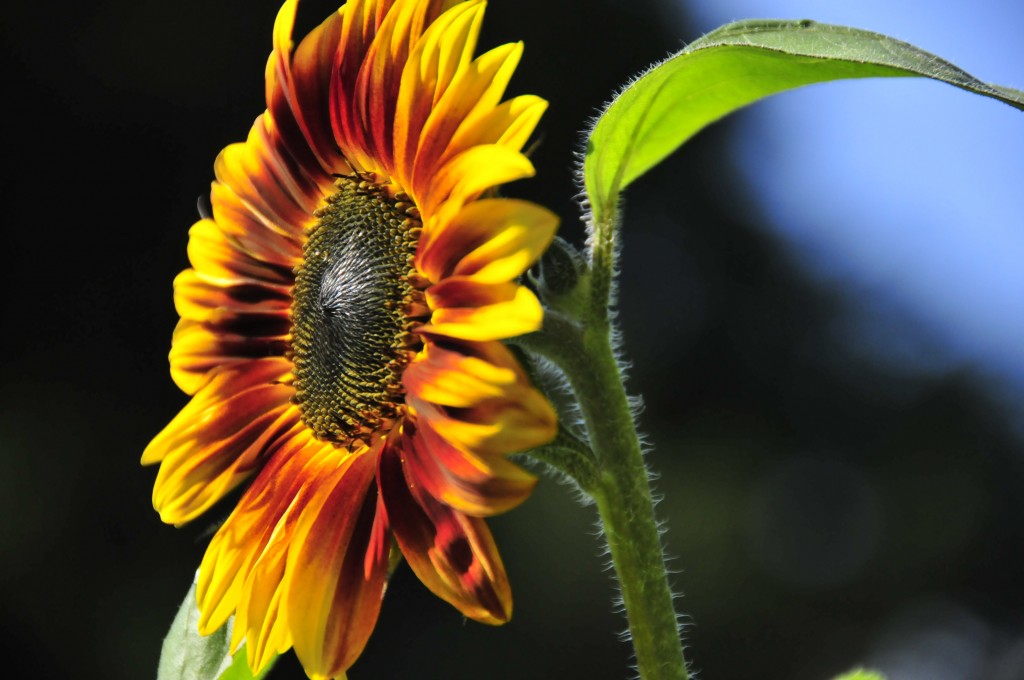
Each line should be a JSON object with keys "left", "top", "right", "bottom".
{"left": 584, "top": 19, "right": 1024, "bottom": 227}
{"left": 157, "top": 576, "right": 233, "bottom": 680}
{"left": 157, "top": 574, "right": 276, "bottom": 680}
{"left": 831, "top": 669, "right": 887, "bottom": 680}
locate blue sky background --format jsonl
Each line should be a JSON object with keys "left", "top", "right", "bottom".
{"left": 666, "top": 0, "right": 1024, "bottom": 422}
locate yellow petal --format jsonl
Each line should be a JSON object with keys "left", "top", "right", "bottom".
{"left": 173, "top": 269, "right": 291, "bottom": 323}
{"left": 168, "top": 317, "right": 290, "bottom": 395}
{"left": 403, "top": 341, "right": 519, "bottom": 407}
{"left": 196, "top": 434, "right": 330, "bottom": 636}
{"left": 421, "top": 284, "right": 542, "bottom": 342}
{"left": 411, "top": 41, "right": 523, "bottom": 194}
{"left": 429, "top": 144, "right": 535, "bottom": 220}
{"left": 393, "top": 0, "right": 485, "bottom": 188}
{"left": 143, "top": 360, "right": 297, "bottom": 525}
{"left": 416, "top": 198, "right": 556, "bottom": 283}
{"left": 186, "top": 219, "right": 294, "bottom": 286}
{"left": 403, "top": 416, "right": 537, "bottom": 517}
{"left": 411, "top": 388, "right": 556, "bottom": 457}
{"left": 438, "top": 94, "right": 548, "bottom": 167}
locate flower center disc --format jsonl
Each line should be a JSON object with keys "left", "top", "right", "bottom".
{"left": 291, "top": 178, "right": 422, "bottom": 446}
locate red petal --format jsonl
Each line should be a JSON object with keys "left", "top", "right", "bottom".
{"left": 286, "top": 450, "right": 391, "bottom": 679}
{"left": 168, "top": 318, "right": 290, "bottom": 395}
{"left": 186, "top": 219, "right": 295, "bottom": 287}
{"left": 269, "top": 0, "right": 348, "bottom": 175}
{"left": 174, "top": 270, "right": 292, "bottom": 322}
{"left": 379, "top": 440, "right": 512, "bottom": 624}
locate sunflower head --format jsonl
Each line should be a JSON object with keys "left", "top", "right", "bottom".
{"left": 290, "top": 177, "right": 423, "bottom": 447}
{"left": 142, "top": 0, "right": 557, "bottom": 676}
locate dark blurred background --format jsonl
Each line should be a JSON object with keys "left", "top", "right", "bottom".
{"left": 2, "top": 0, "right": 1022, "bottom": 679}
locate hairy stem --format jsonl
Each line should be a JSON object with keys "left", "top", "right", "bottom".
{"left": 524, "top": 312, "right": 688, "bottom": 680}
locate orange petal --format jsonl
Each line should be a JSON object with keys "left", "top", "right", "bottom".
{"left": 404, "top": 336, "right": 556, "bottom": 448}
{"left": 416, "top": 198, "right": 557, "bottom": 283}
{"left": 235, "top": 523, "right": 291, "bottom": 675}
{"left": 378, "top": 441, "right": 511, "bottom": 624}
{"left": 418, "top": 143, "right": 535, "bottom": 218}
{"left": 266, "top": 53, "right": 343, "bottom": 182}
{"left": 207, "top": 182, "right": 302, "bottom": 271}
{"left": 172, "top": 280, "right": 291, "bottom": 339}
{"left": 331, "top": 0, "right": 395, "bottom": 172}
{"left": 349, "top": 0, "right": 430, "bottom": 171}
{"left": 196, "top": 433, "right": 332, "bottom": 635}
{"left": 142, "top": 358, "right": 298, "bottom": 525}
{"left": 403, "top": 337, "right": 522, "bottom": 407}
{"left": 268, "top": 0, "right": 349, "bottom": 175}
{"left": 212, "top": 122, "right": 317, "bottom": 257}
{"left": 450, "top": 213, "right": 557, "bottom": 285}
{"left": 402, "top": 416, "right": 536, "bottom": 517}
{"left": 236, "top": 443, "right": 362, "bottom": 678}
{"left": 425, "top": 277, "right": 517, "bottom": 311}
{"left": 203, "top": 182, "right": 301, "bottom": 269}
{"left": 412, "top": 394, "right": 556, "bottom": 458}
{"left": 286, "top": 450, "right": 390, "bottom": 680}
{"left": 260, "top": 109, "right": 337, "bottom": 206}
{"left": 287, "top": 3, "right": 348, "bottom": 173}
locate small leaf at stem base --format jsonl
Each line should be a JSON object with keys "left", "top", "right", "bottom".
{"left": 157, "top": 573, "right": 276, "bottom": 680}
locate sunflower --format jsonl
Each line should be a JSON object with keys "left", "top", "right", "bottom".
{"left": 141, "top": 0, "right": 558, "bottom": 676}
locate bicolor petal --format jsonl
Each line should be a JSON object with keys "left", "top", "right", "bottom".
{"left": 379, "top": 441, "right": 512, "bottom": 624}
{"left": 286, "top": 451, "right": 390, "bottom": 679}
{"left": 143, "top": 358, "right": 298, "bottom": 524}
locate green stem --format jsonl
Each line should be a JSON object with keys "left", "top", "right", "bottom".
{"left": 523, "top": 313, "right": 689, "bottom": 680}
